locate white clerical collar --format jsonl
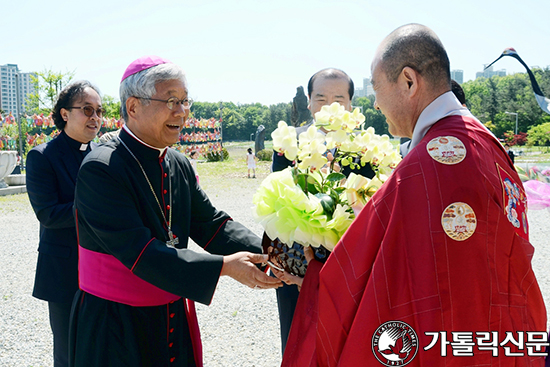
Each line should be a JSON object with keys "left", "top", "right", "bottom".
{"left": 122, "top": 125, "right": 167, "bottom": 157}
{"left": 79, "top": 143, "right": 88, "bottom": 151}
{"left": 403, "top": 91, "right": 473, "bottom": 156}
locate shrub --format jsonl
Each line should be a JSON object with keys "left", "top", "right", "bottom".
{"left": 527, "top": 122, "right": 550, "bottom": 147}
{"left": 205, "top": 147, "right": 229, "bottom": 162}
{"left": 504, "top": 131, "right": 529, "bottom": 146}
{"left": 256, "top": 149, "right": 273, "bottom": 161}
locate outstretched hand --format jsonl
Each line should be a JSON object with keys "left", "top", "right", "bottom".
{"left": 221, "top": 252, "right": 282, "bottom": 289}
{"left": 271, "top": 268, "right": 304, "bottom": 291}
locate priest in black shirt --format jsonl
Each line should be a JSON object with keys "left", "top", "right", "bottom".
{"left": 27, "top": 80, "right": 103, "bottom": 367}
{"left": 69, "top": 56, "right": 281, "bottom": 367}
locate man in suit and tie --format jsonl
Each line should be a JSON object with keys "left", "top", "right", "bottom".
{"left": 26, "top": 80, "right": 103, "bottom": 367}
{"left": 271, "top": 68, "right": 375, "bottom": 353}
{"left": 272, "top": 68, "right": 354, "bottom": 172}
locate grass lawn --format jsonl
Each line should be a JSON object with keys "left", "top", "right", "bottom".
{"left": 196, "top": 142, "right": 272, "bottom": 193}
{"left": 0, "top": 193, "right": 30, "bottom": 214}
{"left": 195, "top": 140, "right": 550, "bottom": 192}
{"left": 198, "top": 141, "right": 550, "bottom": 180}
{"left": 514, "top": 145, "right": 550, "bottom": 164}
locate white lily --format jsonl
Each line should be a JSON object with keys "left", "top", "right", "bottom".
{"left": 272, "top": 121, "right": 298, "bottom": 161}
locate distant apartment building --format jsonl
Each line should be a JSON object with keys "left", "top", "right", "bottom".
{"left": 0, "top": 64, "right": 36, "bottom": 115}
{"left": 451, "top": 69, "right": 464, "bottom": 84}
{"left": 476, "top": 65, "right": 506, "bottom": 79}
{"left": 363, "top": 77, "right": 374, "bottom": 97}
{"left": 354, "top": 77, "right": 375, "bottom": 99}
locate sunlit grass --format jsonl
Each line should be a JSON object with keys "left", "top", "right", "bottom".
{"left": 0, "top": 192, "right": 31, "bottom": 214}
{"left": 514, "top": 146, "right": 550, "bottom": 163}
{"left": 197, "top": 142, "right": 271, "bottom": 193}
{"left": 2, "top": 141, "right": 549, "bottom": 211}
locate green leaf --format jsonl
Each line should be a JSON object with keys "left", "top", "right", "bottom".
{"left": 315, "top": 193, "right": 335, "bottom": 216}
{"left": 293, "top": 171, "right": 319, "bottom": 195}
{"left": 326, "top": 172, "right": 345, "bottom": 182}
{"left": 294, "top": 172, "right": 308, "bottom": 192}
{"left": 333, "top": 187, "right": 346, "bottom": 195}
{"left": 307, "top": 180, "right": 320, "bottom": 195}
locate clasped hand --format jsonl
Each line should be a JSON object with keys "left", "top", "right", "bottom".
{"left": 221, "top": 252, "right": 282, "bottom": 289}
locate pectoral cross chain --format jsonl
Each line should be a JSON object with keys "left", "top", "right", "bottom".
{"left": 167, "top": 231, "right": 179, "bottom": 247}
{"left": 118, "top": 138, "right": 180, "bottom": 250}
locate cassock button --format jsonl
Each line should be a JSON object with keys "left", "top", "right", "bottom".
{"left": 170, "top": 313, "right": 175, "bottom": 318}
{"left": 164, "top": 173, "right": 168, "bottom": 178}
{"left": 163, "top": 189, "right": 167, "bottom": 195}
{"left": 169, "top": 342, "right": 174, "bottom": 348}
{"left": 170, "top": 328, "right": 174, "bottom": 333}
{"left": 170, "top": 357, "right": 175, "bottom": 363}
{"left": 166, "top": 205, "right": 170, "bottom": 210}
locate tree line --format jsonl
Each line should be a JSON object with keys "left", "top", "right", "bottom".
{"left": 463, "top": 67, "right": 550, "bottom": 145}
{"left": 14, "top": 68, "right": 550, "bottom": 146}
{"left": 188, "top": 96, "right": 391, "bottom": 141}
{"left": 150, "top": 67, "right": 550, "bottom": 146}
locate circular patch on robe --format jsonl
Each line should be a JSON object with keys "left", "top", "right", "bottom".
{"left": 426, "top": 136, "right": 466, "bottom": 164}
{"left": 441, "top": 202, "right": 477, "bottom": 241}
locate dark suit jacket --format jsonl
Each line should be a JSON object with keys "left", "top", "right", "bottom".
{"left": 27, "top": 131, "right": 94, "bottom": 303}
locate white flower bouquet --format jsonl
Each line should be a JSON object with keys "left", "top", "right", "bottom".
{"left": 253, "top": 102, "right": 401, "bottom": 274}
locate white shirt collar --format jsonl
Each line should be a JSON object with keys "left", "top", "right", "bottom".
{"left": 402, "top": 91, "right": 474, "bottom": 156}
{"left": 122, "top": 125, "right": 167, "bottom": 157}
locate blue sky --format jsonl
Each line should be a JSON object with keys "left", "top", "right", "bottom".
{"left": 6, "top": 0, "right": 549, "bottom": 105}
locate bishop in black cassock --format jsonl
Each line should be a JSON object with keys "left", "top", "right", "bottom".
{"left": 69, "top": 56, "right": 280, "bottom": 367}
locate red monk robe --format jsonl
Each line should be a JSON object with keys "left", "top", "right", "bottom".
{"left": 283, "top": 115, "right": 547, "bottom": 366}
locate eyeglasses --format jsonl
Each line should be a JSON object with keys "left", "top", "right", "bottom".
{"left": 137, "top": 96, "right": 193, "bottom": 110}
{"left": 67, "top": 106, "right": 106, "bottom": 118}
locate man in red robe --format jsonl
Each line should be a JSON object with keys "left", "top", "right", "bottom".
{"left": 281, "top": 24, "right": 547, "bottom": 366}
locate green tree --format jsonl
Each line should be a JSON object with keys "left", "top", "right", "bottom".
{"left": 241, "top": 103, "right": 270, "bottom": 139}
{"left": 190, "top": 101, "right": 222, "bottom": 120}
{"left": 351, "top": 96, "right": 372, "bottom": 112}
{"left": 352, "top": 96, "right": 389, "bottom": 136}
{"left": 189, "top": 101, "right": 291, "bottom": 141}
{"left": 102, "top": 95, "right": 121, "bottom": 119}
{"left": 463, "top": 68, "right": 550, "bottom": 140}
{"left": 462, "top": 79, "right": 488, "bottom": 119}
{"left": 220, "top": 107, "right": 245, "bottom": 140}
{"left": 267, "top": 103, "right": 292, "bottom": 135}
{"left": 26, "top": 69, "right": 75, "bottom": 114}
{"left": 527, "top": 120, "right": 550, "bottom": 146}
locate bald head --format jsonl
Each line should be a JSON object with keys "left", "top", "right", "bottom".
{"left": 375, "top": 24, "right": 450, "bottom": 92}
{"left": 370, "top": 24, "right": 452, "bottom": 138}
